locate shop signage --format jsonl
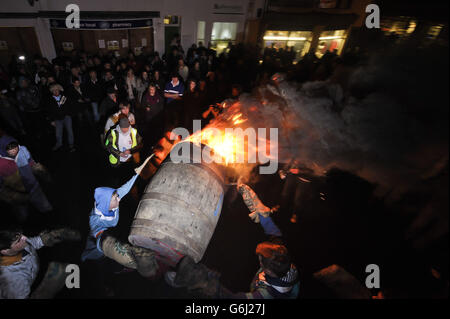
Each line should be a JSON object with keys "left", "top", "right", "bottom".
{"left": 107, "top": 40, "right": 120, "bottom": 50}
{"left": 50, "top": 18, "right": 153, "bottom": 29}
{"left": 212, "top": 3, "right": 244, "bottom": 14}
{"left": 62, "top": 42, "right": 74, "bottom": 51}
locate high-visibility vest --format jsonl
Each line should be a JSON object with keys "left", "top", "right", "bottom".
{"left": 105, "top": 128, "right": 138, "bottom": 165}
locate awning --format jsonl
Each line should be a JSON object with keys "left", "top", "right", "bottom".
{"left": 0, "top": 11, "right": 160, "bottom": 20}
{"left": 49, "top": 18, "right": 153, "bottom": 30}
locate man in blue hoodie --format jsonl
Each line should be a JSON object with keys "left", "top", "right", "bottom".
{"left": 81, "top": 156, "right": 158, "bottom": 278}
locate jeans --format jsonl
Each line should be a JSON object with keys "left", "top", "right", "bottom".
{"left": 54, "top": 115, "right": 74, "bottom": 147}
{"left": 91, "top": 102, "right": 100, "bottom": 123}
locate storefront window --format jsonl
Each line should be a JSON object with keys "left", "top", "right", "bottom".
{"left": 211, "top": 22, "right": 237, "bottom": 53}
{"left": 427, "top": 24, "right": 444, "bottom": 40}
{"left": 197, "top": 21, "right": 205, "bottom": 45}
{"left": 316, "top": 29, "right": 347, "bottom": 58}
{"left": 381, "top": 17, "right": 416, "bottom": 38}
{"left": 263, "top": 30, "right": 312, "bottom": 60}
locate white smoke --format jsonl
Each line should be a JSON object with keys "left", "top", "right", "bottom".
{"left": 216, "top": 43, "right": 449, "bottom": 201}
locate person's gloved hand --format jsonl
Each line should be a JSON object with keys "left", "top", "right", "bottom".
{"left": 39, "top": 228, "right": 81, "bottom": 247}
{"left": 134, "top": 154, "right": 154, "bottom": 176}
{"left": 173, "top": 256, "right": 209, "bottom": 289}
{"left": 173, "top": 256, "right": 221, "bottom": 297}
{"left": 237, "top": 183, "right": 274, "bottom": 223}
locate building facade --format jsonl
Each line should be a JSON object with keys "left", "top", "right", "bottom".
{"left": 0, "top": 0, "right": 261, "bottom": 65}
{"left": 258, "top": 0, "right": 372, "bottom": 60}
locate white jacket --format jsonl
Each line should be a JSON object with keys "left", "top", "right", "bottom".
{"left": 0, "top": 236, "right": 43, "bottom": 299}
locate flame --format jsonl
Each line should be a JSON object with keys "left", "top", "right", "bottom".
{"left": 187, "top": 127, "right": 243, "bottom": 164}
{"left": 185, "top": 109, "right": 254, "bottom": 165}
{"left": 184, "top": 101, "right": 277, "bottom": 166}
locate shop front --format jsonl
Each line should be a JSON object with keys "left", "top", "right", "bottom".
{"left": 261, "top": 11, "right": 357, "bottom": 61}
{"left": 315, "top": 29, "right": 347, "bottom": 58}
{"left": 263, "top": 30, "right": 313, "bottom": 59}
{"left": 49, "top": 18, "right": 155, "bottom": 57}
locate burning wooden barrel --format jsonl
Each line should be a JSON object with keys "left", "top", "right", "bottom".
{"left": 128, "top": 142, "right": 225, "bottom": 265}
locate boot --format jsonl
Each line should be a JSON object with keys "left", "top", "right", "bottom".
{"left": 130, "top": 245, "right": 159, "bottom": 279}
{"left": 101, "top": 235, "right": 137, "bottom": 269}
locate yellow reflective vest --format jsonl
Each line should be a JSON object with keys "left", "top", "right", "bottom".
{"left": 105, "top": 128, "right": 138, "bottom": 165}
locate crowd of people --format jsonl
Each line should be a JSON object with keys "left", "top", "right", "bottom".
{"left": 0, "top": 38, "right": 364, "bottom": 299}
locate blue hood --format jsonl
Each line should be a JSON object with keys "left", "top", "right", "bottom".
{"left": 0, "top": 135, "right": 17, "bottom": 157}
{"left": 94, "top": 187, "right": 116, "bottom": 217}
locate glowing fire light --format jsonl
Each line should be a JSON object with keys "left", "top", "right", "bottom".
{"left": 187, "top": 127, "right": 244, "bottom": 165}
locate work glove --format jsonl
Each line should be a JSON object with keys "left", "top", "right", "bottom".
{"left": 173, "top": 256, "right": 221, "bottom": 298}
{"left": 39, "top": 228, "right": 81, "bottom": 247}
{"left": 134, "top": 154, "right": 154, "bottom": 176}
{"left": 237, "top": 183, "right": 274, "bottom": 223}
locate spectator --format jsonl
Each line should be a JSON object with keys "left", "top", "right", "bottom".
{"left": 0, "top": 136, "right": 52, "bottom": 214}
{"left": 104, "top": 115, "right": 143, "bottom": 169}
{"left": 99, "top": 85, "right": 118, "bottom": 121}
{"left": 15, "top": 76, "right": 42, "bottom": 138}
{"left": 67, "top": 76, "right": 93, "bottom": 127}
{"left": 124, "top": 68, "right": 139, "bottom": 108}
{"left": 152, "top": 69, "right": 165, "bottom": 93}
{"left": 183, "top": 79, "right": 202, "bottom": 132}
{"left": 84, "top": 68, "right": 104, "bottom": 123}
{"left": 178, "top": 59, "right": 189, "bottom": 83}
{"left": 0, "top": 148, "right": 29, "bottom": 222}
{"left": 47, "top": 84, "right": 75, "bottom": 152}
{"left": 140, "top": 82, "right": 164, "bottom": 145}
{"left": 137, "top": 71, "right": 150, "bottom": 103}
{"left": 0, "top": 87, "right": 26, "bottom": 136}
{"left": 164, "top": 73, "right": 184, "bottom": 104}
{"left": 189, "top": 61, "right": 203, "bottom": 82}
{"left": 104, "top": 100, "right": 136, "bottom": 134}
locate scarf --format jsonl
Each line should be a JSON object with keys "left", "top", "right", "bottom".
{"left": 258, "top": 264, "right": 299, "bottom": 294}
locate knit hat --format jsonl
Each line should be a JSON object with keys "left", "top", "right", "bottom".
{"left": 118, "top": 116, "right": 130, "bottom": 128}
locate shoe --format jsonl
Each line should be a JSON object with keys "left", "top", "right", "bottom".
{"left": 68, "top": 146, "right": 76, "bottom": 152}
{"left": 164, "top": 271, "right": 183, "bottom": 288}
{"left": 52, "top": 145, "right": 62, "bottom": 151}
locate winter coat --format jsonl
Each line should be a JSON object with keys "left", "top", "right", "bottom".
{"left": 45, "top": 94, "right": 71, "bottom": 121}
{"left": 141, "top": 91, "right": 163, "bottom": 121}
{"left": 16, "top": 85, "right": 40, "bottom": 113}
{"left": 83, "top": 79, "right": 105, "bottom": 103}
{"left": 66, "top": 85, "right": 90, "bottom": 114}
{"left": 0, "top": 155, "right": 28, "bottom": 205}
{"left": 0, "top": 135, "right": 52, "bottom": 212}
{"left": 0, "top": 236, "right": 44, "bottom": 299}
{"left": 99, "top": 96, "right": 118, "bottom": 118}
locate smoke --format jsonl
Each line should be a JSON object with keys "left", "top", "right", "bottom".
{"left": 213, "top": 42, "right": 449, "bottom": 201}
